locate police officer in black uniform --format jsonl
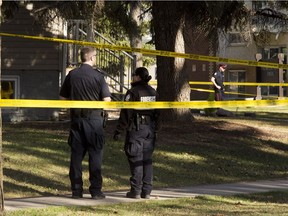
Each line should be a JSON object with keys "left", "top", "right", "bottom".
{"left": 113, "top": 67, "right": 161, "bottom": 199}
{"left": 211, "top": 63, "right": 227, "bottom": 101}
{"left": 60, "top": 46, "right": 111, "bottom": 199}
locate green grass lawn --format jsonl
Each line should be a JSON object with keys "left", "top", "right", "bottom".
{"left": 2, "top": 107, "right": 288, "bottom": 215}
{"left": 3, "top": 114, "right": 288, "bottom": 198}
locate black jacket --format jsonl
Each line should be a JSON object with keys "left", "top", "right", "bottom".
{"left": 116, "top": 80, "right": 161, "bottom": 132}
{"left": 212, "top": 70, "right": 224, "bottom": 90}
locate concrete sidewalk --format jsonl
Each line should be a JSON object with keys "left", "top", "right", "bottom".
{"left": 5, "top": 178, "right": 288, "bottom": 211}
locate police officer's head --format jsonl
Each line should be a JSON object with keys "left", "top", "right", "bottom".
{"left": 132, "top": 67, "right": 152, "bottom": 83}
{"left": 80, "top": 47, "right": 96, "bottom": 65}
{"left": 219, "top": 63, "right": 227, "bottom": 72}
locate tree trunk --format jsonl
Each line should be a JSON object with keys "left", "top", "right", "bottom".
{"left": 0, "top": 0, "right": 4, "bottom": 212}
{"left": 152, "top": 2, "right": 193, "bottom": 122}
{"left": 129, "top": 1, "right": 143, "bottom": 68}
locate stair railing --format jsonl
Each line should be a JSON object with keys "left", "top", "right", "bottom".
{"left": 66, "top": 20, "right": 135, "bottom": 97}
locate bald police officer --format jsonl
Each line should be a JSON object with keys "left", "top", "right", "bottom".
{"left": 113, "top": 67, "right": 161, "bottom": 199}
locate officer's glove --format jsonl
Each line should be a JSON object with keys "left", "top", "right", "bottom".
{"left": 113, "top": 130, "right": 121, "bottom": 141}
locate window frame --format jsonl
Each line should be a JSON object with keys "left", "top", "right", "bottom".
{"left": 227, "top": 32, "right": 248, "bottom": 47}
{"left": 1, "top": 75, "right": 20, "bottom": 111}
{"left": 227, "top": 69, "right": 246, "bottom": 99}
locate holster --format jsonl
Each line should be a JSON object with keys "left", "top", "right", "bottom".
{"left": 102, "top": 111, "right": 108, "bottom": 128}
{"left": 135, "top": 113, "right": 140, "bottom": 131}
{"left": 134, "top": 114, "right": 153, "bottom": 131}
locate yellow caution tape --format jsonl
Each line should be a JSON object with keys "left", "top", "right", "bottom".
{"left": 152, "top": 81, "right": 288, "bottom": 87}
{"left": 190, "top": 88, "right": 214, "bottom": 93}
{"left": 189, "top": 81, "right": 288, "bottom": 86}
{"left": 0, "top": 32, "right": 287, "bottom": 109}
{"left": 190, "top": 88, "right": 257, "bottom": 97}
{"left": 0, "top": 32, "right": 288, "bottom": 70}
{"left": 0, "top": 99, "right": 287, "bottom": 109}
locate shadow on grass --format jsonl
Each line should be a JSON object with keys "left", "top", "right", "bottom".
{"left": 4, "top": 181, "right": 54, "bottom": 197}
{"left": 4, "top": 168, "right": 68, "bottom": 192}
{"left": 151, "top": 117, "right": 288, "bottom": 187}
{"left": 2, "top": 117, "right": 288, "bottom": 198}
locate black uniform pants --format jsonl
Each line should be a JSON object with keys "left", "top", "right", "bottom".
{"left": 214, "top": 89, "right": 225, "bottom": 101}
{"left": 68, "top": 116, "right": 104, "bottom": 196}
{"left": 124, "top": 123, "right": 156, "bottom": 195}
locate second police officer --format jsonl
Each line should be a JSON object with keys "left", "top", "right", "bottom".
{"left": 113, "top": 67, "right": 161, "bottom": 199}
{"left": 211, "top": 63, "right": 227, "bottom": 101}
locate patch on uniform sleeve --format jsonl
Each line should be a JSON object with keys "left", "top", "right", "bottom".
{"left": 214, "top": 72, "right": 217, "bottom": 76}
{"left": 125, "top": 94, "right": 131, "bottom": 101}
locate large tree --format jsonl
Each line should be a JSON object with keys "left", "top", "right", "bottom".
{"left": 152, "top": 1, "right": 248, "bottom": 122}
{"left": 0, "top": 0, "right": 3, "bottom": 213}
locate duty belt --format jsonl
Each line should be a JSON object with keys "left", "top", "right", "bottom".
{"left": 71, "top": 108, "right": 103, "bottom": 119}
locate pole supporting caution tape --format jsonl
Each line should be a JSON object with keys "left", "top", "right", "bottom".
{"left": 1, "top": 32, "right": 288, "bottom": 69}
{"left": 0, "top": 99, "right": 287, "bottom": 109}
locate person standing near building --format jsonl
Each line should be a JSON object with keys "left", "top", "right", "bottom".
{"left": 211, "top": 63, "right": 227, "bottom": 101}
{"left": 113, "top": 67, "right": 161, "bottom": 199}
{"left": 60, "top": 46, "right": 111, "bottom": 199}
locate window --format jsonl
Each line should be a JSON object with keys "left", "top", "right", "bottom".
{"left": 262, "top": 47, "right": 286, "bottom": 60}
{"left": 252, "top": 1, "right": 269, "bottom": 11}
{"left": 2, "top": 81, "right": 14, "bottom": 99}
{"left": 192, "top": 64, "right": 196, "bottom": 72}
{"left": 227, "top": 33, "right": 248, "bottom": 46}
{"left": 228, "top": 70, "right": 246, "bottom": 99}
{"left": 261, "top": 86, "right": 278, "bottom": 96}
{"left": 1, "top": 76, "right": 20, "bottom": 100}
{"left": 261, "top": 47, "right": 286, "bottom": 96}
{"left": 202, "top": 64, "right": 206, "bottom": 72}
